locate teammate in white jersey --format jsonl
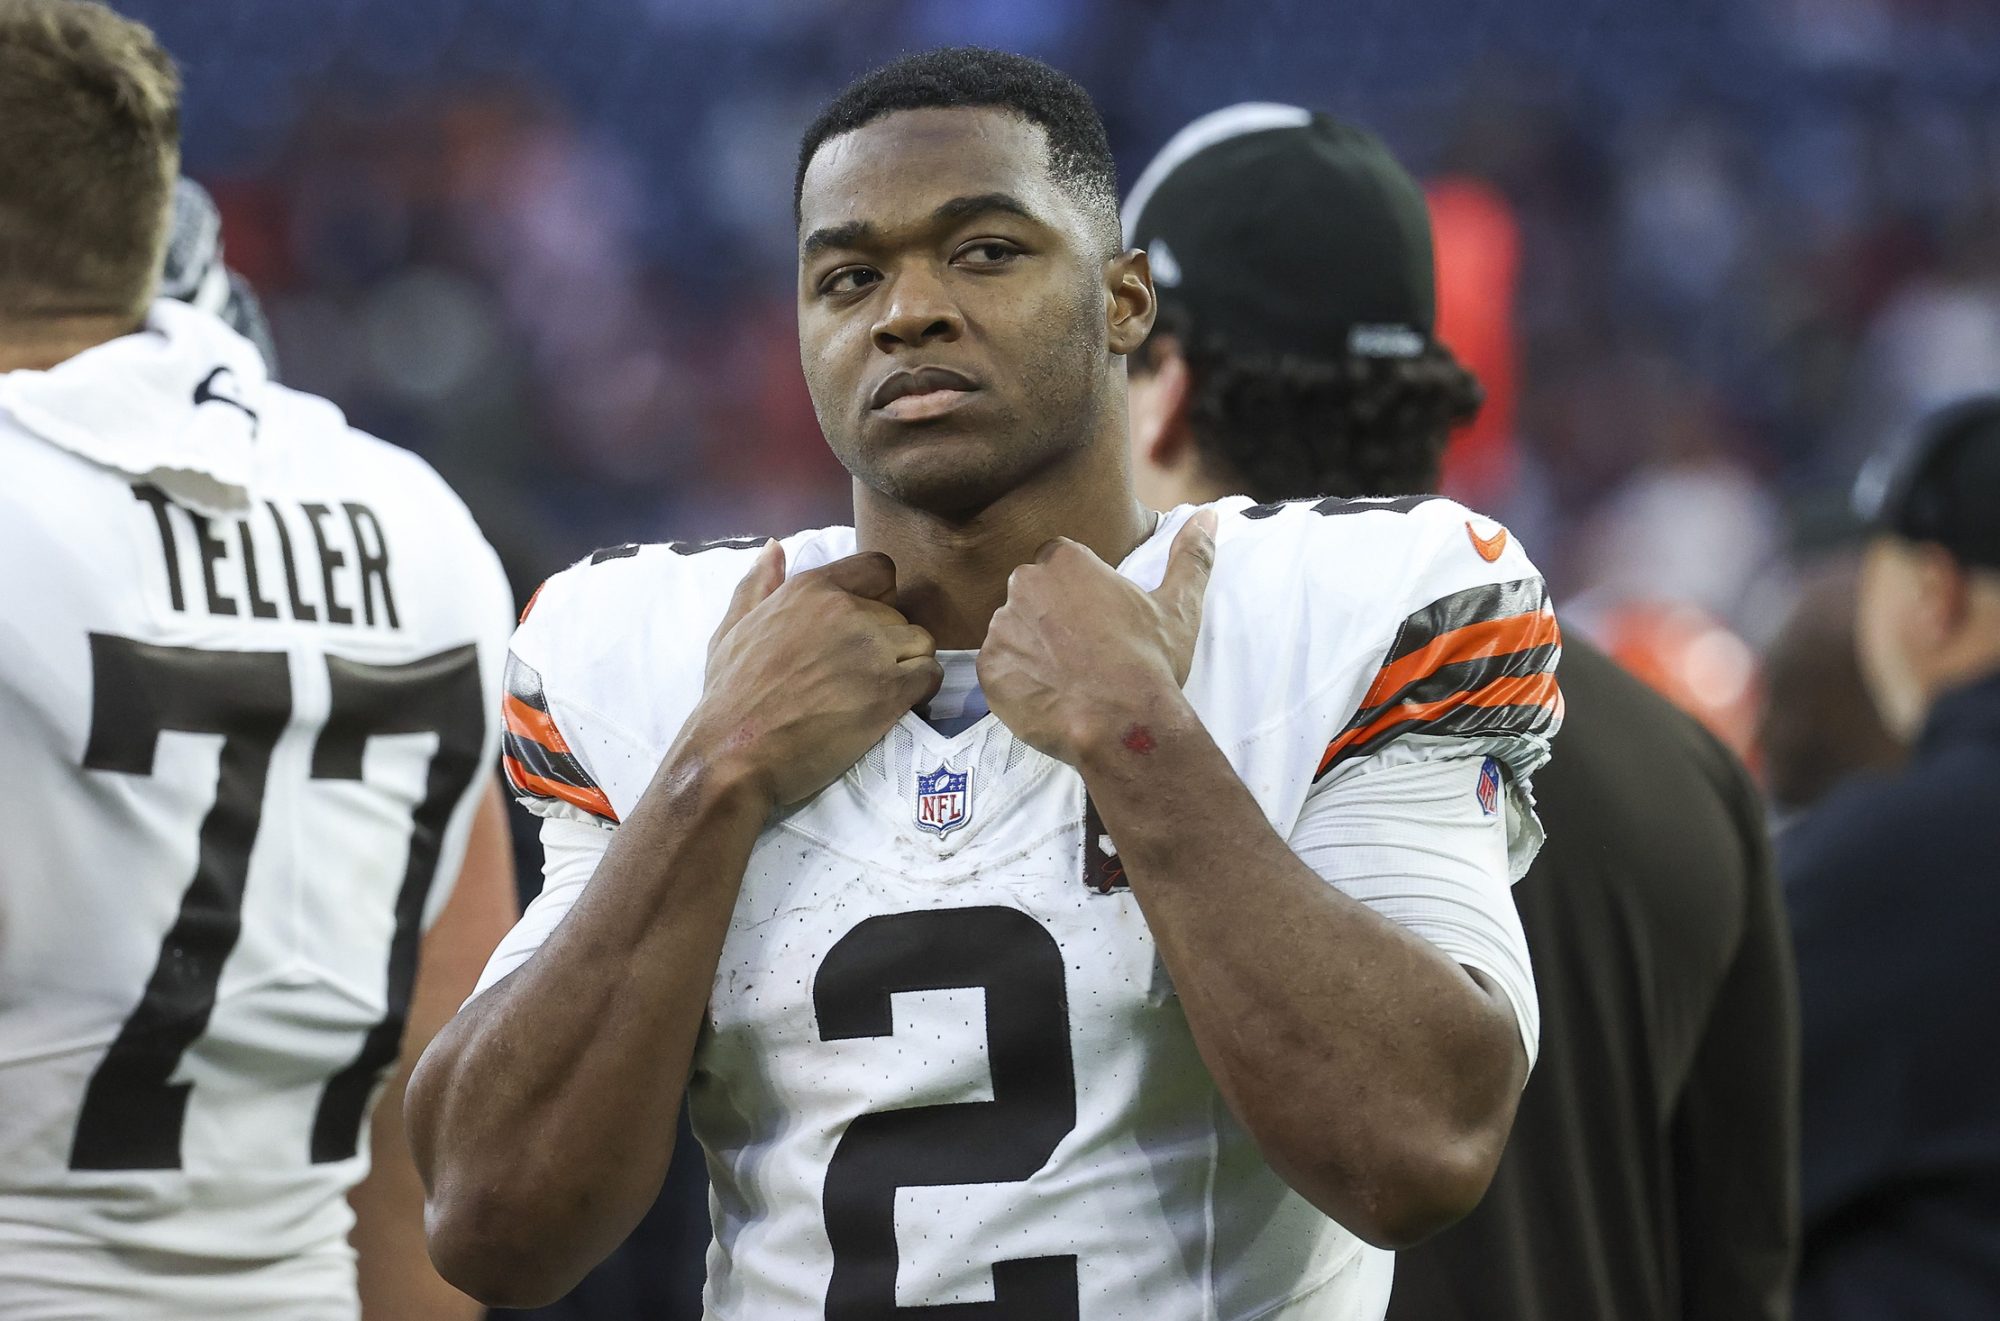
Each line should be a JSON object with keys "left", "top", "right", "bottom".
{"left": 0, "top": 4, "right": 517, "bottom": 1317}
{"left": 412, "top": 49, "right": 1559, "bottom": 1319}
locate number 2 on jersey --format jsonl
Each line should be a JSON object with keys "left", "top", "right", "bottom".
{"left": 814, "top": 906, "right": 1080, "bottom": 1319}
{"left": 67, "top": 636, "right": 484, "bottom": 1171}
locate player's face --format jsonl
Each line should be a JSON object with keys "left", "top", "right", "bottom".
{"left": 797, "top": 107, "right": 1137, "bottom": 517}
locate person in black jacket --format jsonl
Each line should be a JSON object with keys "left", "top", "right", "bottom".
{"left": 1784, "top": 395, "right": 2000, "bottom": 1320}
{"left": 1123, "top": 104, "right": 1799, "bottom": 1320}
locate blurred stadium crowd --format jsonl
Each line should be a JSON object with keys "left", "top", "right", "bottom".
{"left": 116, "top": 0, "right": 2000, "bottom": 719}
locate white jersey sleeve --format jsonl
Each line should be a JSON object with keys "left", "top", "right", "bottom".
{"left": 472, "top": 547, "right": 662, "bottom": 999}
{"left": 1129, "top": 494, "right": 1559, "bottom": 1066}
{"left": 1177, "top": 493, "right": 1561, "bottom": 834}
{"left": 1290, "top": 752, "right": 1540, "bottom": 1068}
{"left": 1182, "top": 493, "right": 1557, "bottom": 1068}
{"left": 1296, "top": 495, "right": 1560, "bottom": 795}
{"left": 475, "top": 532, "right": 845, "bottom": 998}
{"left": 471, "top": 813, "right": 610, "bottom": 1000}
{"left": 495, "top": 536, "right": 791, "bottom": 826}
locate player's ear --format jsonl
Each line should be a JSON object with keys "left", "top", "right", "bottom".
{"left": 1915, "top": 542, "right": 1972, "bottom": 641}
{"left": 1105, "top": 247, "right": 1157, "bottom": 357}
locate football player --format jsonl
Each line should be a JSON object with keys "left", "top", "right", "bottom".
{"left": 0, "top": 4, "right": 516, "bottom": 1318}
{"left": 412, "top": 49, "right": 1557, "bottom": 1319}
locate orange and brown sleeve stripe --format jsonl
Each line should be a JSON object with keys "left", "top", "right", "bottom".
{"left": 1318, "top": 578, "right": 1562, "bottom": 779}
{"left": 501, "top": 652, "right": 618, "bottom": 822}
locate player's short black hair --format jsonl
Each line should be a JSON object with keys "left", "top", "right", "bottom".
{"left": 794, "top": 47, "right": 1121, "bottom": 252}
{"left": 1141, "top": 300, "right": 1484, "bottom": 503}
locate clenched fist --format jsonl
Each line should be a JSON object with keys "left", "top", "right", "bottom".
{"left": 688, "top": 543, "right": 942, "bottom": 809}
{"left": 979, "top": 510, "right": 1218, "bottom": 766}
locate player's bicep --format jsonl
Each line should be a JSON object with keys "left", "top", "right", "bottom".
{"left": 1290, "top": 750, "right": 1540, "bottom": 1072}
{"left": 468, "top": 808, "right": 613, "bottom": 1003}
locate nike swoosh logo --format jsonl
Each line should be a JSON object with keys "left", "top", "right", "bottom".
{"left": 193, "top": 365, "right": 260, "bottom": 431}
{"left": 1466, "top": 521, "right": 1508, "bottom": 562}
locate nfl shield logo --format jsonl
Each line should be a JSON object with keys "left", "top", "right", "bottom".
{"left": 1476, "top": 757, "right": 1501, "bottom": 816}
{"left": 915, "top": 763, "right": 972, "bottom": 837}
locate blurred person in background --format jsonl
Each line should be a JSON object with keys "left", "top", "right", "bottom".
{"left": 1784, "top": 394, "right": 2000, "bottom": 1320}
{"left": 411, "top": 48, "right": 1558, "bottom": 1319}
{"left": 1123, "top": 104, "right": 1798, "bottom": 1321}
{"left": 1758, "top": 557, "right": 1902, "bottom": 821}
{"left": 0, "top": 3, "right": 516, "bottom": 1317}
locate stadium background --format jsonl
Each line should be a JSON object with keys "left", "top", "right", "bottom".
{"left": 111, "top": 0, "right": 1999, "bottom": 1312}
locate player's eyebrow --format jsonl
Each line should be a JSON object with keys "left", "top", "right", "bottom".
{"left": 928, "top": 191, "right": 1040, "bottom": 228}
{"left": 801, "top": 220, "right": 873, "bottom": 260}
{"left": 800, "top": 193, "right": 1043, "bottom": 261}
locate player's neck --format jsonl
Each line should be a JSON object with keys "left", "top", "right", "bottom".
{"left": 1164, "top": 475, "right": 1233, "bottom": 508}
{"left": 0, "top": 311, "right": 141, "bottom": 373}
{"left": 856, "top": 440, "right": 1154, "bottom": 651}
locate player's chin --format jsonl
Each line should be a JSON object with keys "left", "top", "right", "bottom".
{"left": 862, "top": 430, "right": 1030, "bottom": 515}
{"left": 856, "top": 401, "right": 1012, "bottom": 462}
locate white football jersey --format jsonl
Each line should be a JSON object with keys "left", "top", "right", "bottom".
{"left": 485, "top": 495, "right": 1560, "bottom": 1321}
{"left": 0, "top": 302, "right": 512, "bottom": 1317}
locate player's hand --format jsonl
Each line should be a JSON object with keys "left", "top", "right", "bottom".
{"left": 979, "top": 510, "right": 1218, "bottom": 766}
{"left": 689, "top": 543, "right": 942, "bottom": 808}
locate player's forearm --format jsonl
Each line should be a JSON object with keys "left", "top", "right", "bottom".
{"left": 1076, "top": 693, "right": 1525, "bottom": 1248}
{"left": 407, "top": 742, "right": 769, "bottom": 1307}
